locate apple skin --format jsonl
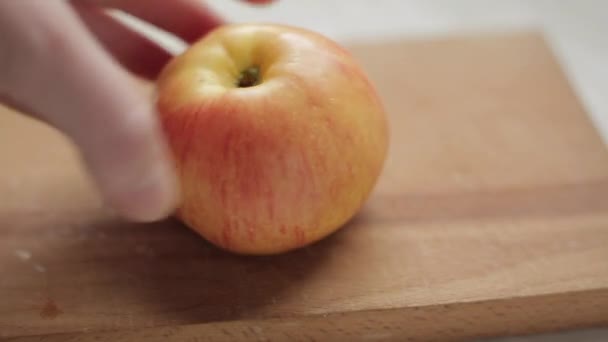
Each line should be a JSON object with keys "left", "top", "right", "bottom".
{"left": 156, "top": 23, "right": 389, "bottom": 255}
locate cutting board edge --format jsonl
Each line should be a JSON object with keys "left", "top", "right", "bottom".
{"left": 8, "top": 287, "right": 608, "bottom": 341}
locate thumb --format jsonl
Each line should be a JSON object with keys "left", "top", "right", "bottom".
{"left": 0, "top": 1, "right": 179, "bottom": 221}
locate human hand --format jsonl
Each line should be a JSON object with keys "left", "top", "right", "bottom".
{"left": 0, "top": 0, "right": 273, "bottom": 222}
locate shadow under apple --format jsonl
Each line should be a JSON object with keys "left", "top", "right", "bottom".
{"left": 0, "top": 204, "right": 362, "bottom": 336}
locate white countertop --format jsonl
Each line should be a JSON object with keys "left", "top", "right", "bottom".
{"left": 127, "top": 1, "right": 608, "bottom": 340}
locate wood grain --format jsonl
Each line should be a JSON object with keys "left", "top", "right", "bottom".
{"left": 1, "top": 31, "right": 608, "bottom": 341}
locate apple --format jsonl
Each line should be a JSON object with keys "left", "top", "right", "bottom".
{"left": 156, "top": 23, "right": 389, "bottom": 255}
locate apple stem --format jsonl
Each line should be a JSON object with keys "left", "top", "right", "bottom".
{"left": 237, "top": 66, "right": 261, "bottom": 88}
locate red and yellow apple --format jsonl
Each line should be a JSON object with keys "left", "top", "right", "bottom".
{"left": 156, "top": 23, "right": 388, "bottom": 255}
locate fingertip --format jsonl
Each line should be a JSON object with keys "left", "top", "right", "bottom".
{"left": 90, "top": 110, "right": 182, "bottom": 223}
{"left": 107, "top": 157, "right": 181, "bottom": 222}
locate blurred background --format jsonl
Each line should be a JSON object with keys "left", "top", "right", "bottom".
{"left": 120, "top": 0, "right": 608, "bottom": 144}
{"left": 117, "top": 1, "right": 608, "bottom": 341}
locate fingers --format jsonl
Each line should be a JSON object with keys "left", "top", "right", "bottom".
{"left": 89, "top": 0, "right": 277, "bottom": 44}
{"left": 0, "top": 1, "right": 179, "bottom": 222}
{"left": 72, "top": 2, "right": 172, "bottom": 79}
{"left": 71, "top": 0, "right": 278, "bottom": 79}
{"left": 101, "top": 0, "right": 224, "bottom": 43}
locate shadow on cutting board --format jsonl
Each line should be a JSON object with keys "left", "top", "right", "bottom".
{"left": 80, "top": 213, "right": 355, "bottom": 322}
{"left": 0, "top": 194, "right": 366, "bottom": 335}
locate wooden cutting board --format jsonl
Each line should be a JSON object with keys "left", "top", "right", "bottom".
{"left": 1, "top": 31, "right": 608, "bottom": 342}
